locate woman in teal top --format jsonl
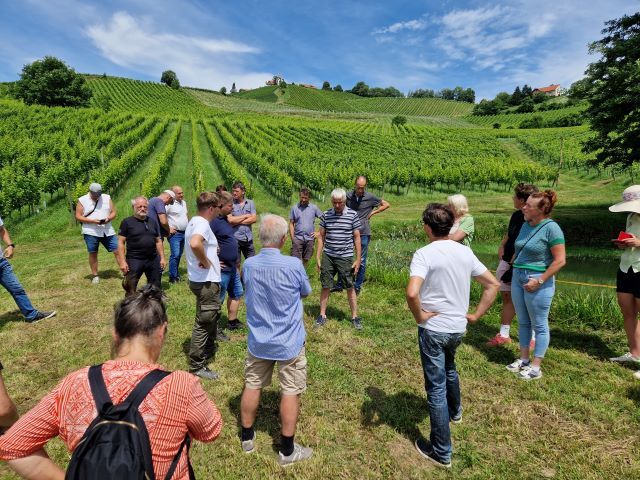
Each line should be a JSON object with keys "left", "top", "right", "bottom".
{"left": 608, "top": 185, "right": 640, "bottom": 377}
{"left": 506, "top": 190, "right": 566, "bottom": 380}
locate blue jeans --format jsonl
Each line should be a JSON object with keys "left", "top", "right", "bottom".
{"left": 220, "top": 268, "right": 244, "bottom": 302}
{"left": 335, "top": 234, "right": 370, "bottom": 291}
{"left": 418, "top": 328, "right": 464, "bottom": 463}
{"left": 0, "top": 258, "right": 37, "bottom": 320}
{"left": 511, "top": 268, "right": 555, "bottom": 358}
{"left": 168, "top": 231, "right": 185, "bottom": 281}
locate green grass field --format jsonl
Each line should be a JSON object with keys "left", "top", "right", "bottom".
{"left": 1, "top": 76, "right": 640, "bottom": 479}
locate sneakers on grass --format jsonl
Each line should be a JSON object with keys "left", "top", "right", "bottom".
{"left": 91, "top": 276, "right": 100, "bottom": 284}
{"left": 278, "top": 443, "right": 313, "bottom": 467}
{"left": 506, "top": 359, "right": 530, "bottom": 373}
{"left": 241, "top": 431, "right": 256, "bottom": 454}
{"left": 609, "top": 352, "right": 640, "bottom": 364}
{"left": 486, "top": 333, "right": 511, "bottom": 347}
{"left": 352, "top": 317, "right": 363, "bottom": 330}
{"left": 414, "top": 438, "right": 451, "bottom": 469}
{"left": 519, "top": 368, "right": 542, "bottom": 381}
{"left": 314, "top": 315, "right": 326, "bottom": 329}
{"left": 26, "top": 311, "right": 57, "bottom": 324}
{"left": 634, "top": 371, "right": 640, "bottom": 380}
{"left": 450, "top": 407, "right": 463, "bottom": 424}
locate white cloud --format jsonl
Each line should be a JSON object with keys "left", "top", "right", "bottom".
{"left": 85, "top": 11, "right": 271, "bottom": 90}
{"left": 372, "top": 17, "right": 428, "bottom": 35}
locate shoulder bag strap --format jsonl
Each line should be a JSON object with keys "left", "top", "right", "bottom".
{"left": 512, "top": 220, "right": 556, "bottom": 265}
{"left": 88, "top": 364, "right": 112, "bottom": 412}
{"left": 123, "top": 369, "right": 172, "bottom": 409}
{"left": 164, "top": 435, "right": 195, "bottom": 480}
{"left": 82, "top": 195, "right": 101, "bottom": 218}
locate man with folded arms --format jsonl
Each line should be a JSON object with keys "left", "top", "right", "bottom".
{"left": 239, "top": 215, "right": 313, "bottom": 467}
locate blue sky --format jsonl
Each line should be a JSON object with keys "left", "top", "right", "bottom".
{"left": 0, "top": 0, "right": 637, "bottom": 99}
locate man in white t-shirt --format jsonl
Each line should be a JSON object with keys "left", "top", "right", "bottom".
{"left": 406, "top": 203, "right": 499, "bottom": 469}
{"left": 75, "top": 183, "right": 118, "bottom": 284}
{"left": 166, "top": 185, "right": 188, "bottom": 283}
{"left": 185, "top": 191, "right": 222, "bottom": 380}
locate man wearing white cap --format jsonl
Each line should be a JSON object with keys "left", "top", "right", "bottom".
{"left": 148, "top": 190, "right": 175, "bottom": 242}
{"left": 609, "top": 185, "right": 640, "bottom": 378}
{"left": 75, "top": 183, "right": 118, "bottom": 284}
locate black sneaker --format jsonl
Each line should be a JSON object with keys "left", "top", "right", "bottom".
{"left": 227, "top": 320, "right": 243, "bottom": 331}
{"left": 216, "top": 331, "right": 230, "bottom": 342}
{"left": 193, "top": 367, "right": 219, "bottom": 380}
{"left": 355, "top": 288, "right": 361, "bottom": 296}
{"left": 26, "top": 311, "right": 57, "bottom": 324}
{"left": 314, "top": 315, "right": 327, "bottom": 329}
{"left": 352, "top": 317, "right": 363, "bottom": 330}
{"left": 330, "top": 286, "right": 343, "bottom": 293}
{"left": 414, "top": 438, "right": 451, "bottom": 468}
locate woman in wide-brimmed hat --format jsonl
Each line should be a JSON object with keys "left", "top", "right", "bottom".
{"left": 609, "top": 185, "right": 640, "bottom": 379}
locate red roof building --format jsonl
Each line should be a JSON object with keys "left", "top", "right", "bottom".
{"left": 533, "top": 84, "right": 562, "bottom": 96}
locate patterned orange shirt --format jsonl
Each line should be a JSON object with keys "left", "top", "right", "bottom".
{"left": 0, "top": 360, "right": 223, "bottom": 479}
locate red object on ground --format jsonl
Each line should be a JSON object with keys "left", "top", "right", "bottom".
{"left": 617, "top": 231, "right": 633, "bottom": 241}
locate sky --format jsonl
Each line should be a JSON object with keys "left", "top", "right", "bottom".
{"left": 0, "top": 0, "right": 637, "bottom": 100}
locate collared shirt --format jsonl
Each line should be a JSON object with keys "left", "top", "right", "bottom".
{"left": 243, "top": 248, "right": 311, "bottom": 361}
{"left": 232, "top": 198, "right": 256, "bottom": 242}
{"left": 346, "top": 191, "right": 381, "bottom": 236}
{"left": 166, "top": 200, "right": 189, "bottom": 231}
{"left": 320, "top": 207, "right": 361, "bottom": 258}
{"left": 148, "top": 197, "right": 168, "bottom": 238}
{"left": 620, "top": 213, "right": 640, "bottom": 273}
{"left": 290, "top": 202, "right": 323, "bottom": 241}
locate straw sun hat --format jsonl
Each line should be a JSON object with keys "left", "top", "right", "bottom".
{"left": 609, "top": 185, "right": 640, "bottom": 214}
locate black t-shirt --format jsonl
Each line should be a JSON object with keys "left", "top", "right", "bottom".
{"left": 503, "top": 210, "right": 525, "bottom": 262}
{"left": 118, "top": 216, "right": 159, "bottom": 260}
{"left": 211, "top": 215, "right": 238, "bottom": 271}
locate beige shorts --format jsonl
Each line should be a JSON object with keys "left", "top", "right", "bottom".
{"left": 496, "top": 259, "right": 513, "bottom": 292}
{"left": 244, "top": 346, "right": 307, "bottom": 395}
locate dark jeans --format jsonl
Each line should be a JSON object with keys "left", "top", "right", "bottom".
{"left": 122, "top": 256, "right": 162, "bottom": 296}
{"left": 418, "top": 328, "right": 464, "bottom": 463}
{"left": 0, "top": 258, "right": 37, "bottom": 320}
{"left": 237, "top": 239, "right": 255, "bottom": 263}
{"left": 168, "top": 231, "right": 185, "bottom": 281}
{"left": 335, "top": 234, "right": 369, "bottom": 291}
{"left": 188, "top": 281, "right": 221, "bottom": 372}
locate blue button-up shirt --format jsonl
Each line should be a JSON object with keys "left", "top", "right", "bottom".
{"left": 243, "top": 248, "right": 312, "bottom": 360}
{"left": 232, "top": 199, "right": 256, "bottom": 242}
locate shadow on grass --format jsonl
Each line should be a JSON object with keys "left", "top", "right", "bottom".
{"left": 228, "top": 390, "right": 283, "bottom": 453}
{"left": 0, "top": 310, "right": 24, "bottom": 330}
{"left": 305, "top": 304, "right": 350, "bottom": 322}
{"left": 83, "top": 269, "right": 122, "bottom": 281}
{"left": 466, "top": 319, "right": 618, "bottom": 366}
{"left": 361, "top": 386, "right": 428, "bottom": 442}
{"left": 627, "top": 385, "right": 640, "bottom": 406}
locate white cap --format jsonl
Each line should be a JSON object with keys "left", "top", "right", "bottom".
{"left": 89, "top": 183, "right": 102, "bottom": 193}
{"left": 163, "top": 189, "right": 176, "bottom": 199}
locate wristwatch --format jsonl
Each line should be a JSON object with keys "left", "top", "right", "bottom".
{"left": 537, "top": 278, "right": 545, "bottom": 285}
{"left": 7, "top": 243, "right": 14, "bottom": 248}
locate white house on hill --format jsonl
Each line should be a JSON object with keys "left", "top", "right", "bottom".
{"left": 532, "top": 84, "right": 563, "bottom": 96}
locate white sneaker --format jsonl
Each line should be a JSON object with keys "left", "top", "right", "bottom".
{"left": 91, "top": 276, "right": 100, "bottom": 284}
{"left": 506, "top": 359, "right": 530, "bottom": 372}
{"left": 633, "top": 371, "right": 640, "bottom": 380}
{"left": 519, "top": 368, "right": 542, "bottom": 380}
{"left": 278, "top": 443, "right": 313, "bottom": 467}
{"left": 609, "top": 352, "right": 640, "bottom": 364}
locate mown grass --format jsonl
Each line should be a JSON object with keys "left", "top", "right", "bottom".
{"left": 2, "top": 128, "right": 640, "bottom": 480}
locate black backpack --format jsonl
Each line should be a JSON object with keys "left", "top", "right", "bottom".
{"left": 65, "top": 364, "right": 194, "bottom": 480}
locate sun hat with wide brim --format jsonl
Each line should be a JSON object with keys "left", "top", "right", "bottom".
{"left": 609, "top": 185, "right": 640, "bottom": 213}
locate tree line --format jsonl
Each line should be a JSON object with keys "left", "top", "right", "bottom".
{"left": 319, "top": 80, "right": 475, "bottom": 102}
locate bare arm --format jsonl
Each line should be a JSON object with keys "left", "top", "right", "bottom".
{"left": 156, "top": 238, "right": 166, "bottom": 270}
{"left": 315, "top": 227, "right": 326, "bottom": 272}
{"left": 75, "top": 202, "right": 99, "bottom": 224}
{"left": 352, "top": 229, "right": 362, "bottom": 273}
{"left": 241, "top": 213, "right": 257, "bottom": 225}
{"left": 157, "top": 213, "right": 170, "bottom": 234}
{"left": 523, "top": 243, "right": 566, "bottom": 292}
{"left": 449, "top": 230, "right": 467, "bottom": 242}
{"left": 0, "top": 372, "right": 18, "bottom": 429}
{"left": 289, "top": 219, "right": 296, "bottom": 239}
{"left": 368, "top": 199, "right": 390, "bottom": 219}
{"left": 0, "top": 225, "right": 15, "bottom": 259}
{"left": 226, "top": 214, "right": 249, "bottom": 226}
{"left": 189, "top": 234, "right": 211, "bottom": 269}
{"left": 406, "top": 276, "right": 438, "bottom": 324}
{"left": 116, "top": 236, "right": 128, "bottom": 273}
{"left": 466, "top": 270, "right": 500, "bottom": 323}
{"left": 107, "top": 199, "right": 117, "bottom": 223}
{"left": 7, "top": 449, "right": 65, "bottom": 480}
{"left": 498, "top": 233, "right": 509, "bottom": 259}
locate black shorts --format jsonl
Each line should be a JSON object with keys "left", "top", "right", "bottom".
{"left": 616, "top": 267, "right": 640, "bottom": 297}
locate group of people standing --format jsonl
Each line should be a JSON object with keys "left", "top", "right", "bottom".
{"left": 4, "top": 176, "right": 640, "bottom": 474}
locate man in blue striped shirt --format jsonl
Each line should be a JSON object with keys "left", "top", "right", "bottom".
{"left": 239, "top": 214, "right": 313, "bottom": 467}
{"left": 315, "top": 188, "right": 363, "bottom": 329}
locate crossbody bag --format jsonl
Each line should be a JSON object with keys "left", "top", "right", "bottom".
{"left": 500, "top": 220, "right": 556, "bottom": 283}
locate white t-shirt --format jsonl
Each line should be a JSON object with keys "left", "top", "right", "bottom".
{"left": 0, "top": 215, "right": 4, "bottom": 227}
{"left": 184, "top": 216, "right": 221, "bottom": 283}
{"left": 409, "top": 239, "right": 487, "bottom": 333}
{"left": 166, "top": 200, "right": 189, "bottom": 231}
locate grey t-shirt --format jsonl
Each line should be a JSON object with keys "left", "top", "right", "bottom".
{"left": 290, "top": 202, "right": 323, "bottom": 241}
{"left": 346, "top": 191, "right": 381, "bottom": 236}
{"left": 232, "top": 199, "right": 256, "bottom": 242}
